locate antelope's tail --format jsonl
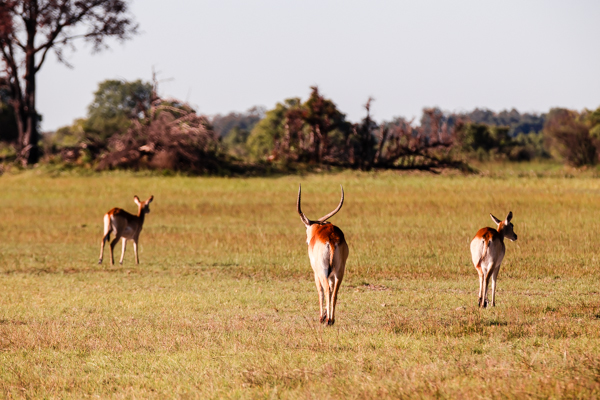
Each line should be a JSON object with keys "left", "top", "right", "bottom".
{"left": 328, "top": 242, "right": 335, "bottom": 277}
{"left": 476, "top": 238, "right": 489, "bottom": 271}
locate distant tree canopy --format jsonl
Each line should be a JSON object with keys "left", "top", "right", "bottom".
{"left": 247, "top": 97, "right": 303, "bottom": 161}
{"left": 246, "top": 87, "right": 353, "bottom": 164}
{"left": 458, "top": 124, "right": 511, "bottom": 154}
{"left": 460, "top": 108, "right": 545, "bottom": 136}
{"left": 211, "top": 106, "right": 265, "bottom": 138}
{"left": 213, "top": 107, "right": 265, "bottom": 159}
{"left": 241, "top": 100, "right": 559, "bottom": 170}
{"left": 85, "top": 79, "right": 153, "bottom": 142}
{"left": 244, "top": 89, "right": 467, "bottom": 172}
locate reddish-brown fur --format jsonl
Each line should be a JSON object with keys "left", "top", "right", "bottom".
{"left": 474, "top": 227, "right": 502, "bottom": 249}
{"left": 309, "top": 223, "right": 346, "bottom": 251}
{"left": 107, "top": 208, "right": 141, "bottom": 221}
{"left": 309, "top": 223, "right": 346, "bottom": 270}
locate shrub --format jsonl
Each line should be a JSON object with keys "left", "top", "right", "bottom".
{"left": 544, "top": 108, "right": 598, "bottom": 167}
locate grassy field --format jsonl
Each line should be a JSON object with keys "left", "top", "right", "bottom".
{"left": 2, "top": 164, "right": 600, "bottom": 398}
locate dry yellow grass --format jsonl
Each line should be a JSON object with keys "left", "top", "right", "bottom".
{"left": 1, "top": 164, "right": 600, "bottom": 398}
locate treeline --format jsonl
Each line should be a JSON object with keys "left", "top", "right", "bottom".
{"left": 1, "top": 79, "right": 599, "bottom": 174}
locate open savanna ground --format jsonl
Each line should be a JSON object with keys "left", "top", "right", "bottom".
{"left": 2, "top": 164, "right": 600, "bottom": 398}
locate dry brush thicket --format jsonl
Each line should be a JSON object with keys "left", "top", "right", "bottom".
{"left": 95, "top": 101, "right": 225, "bottom": 174}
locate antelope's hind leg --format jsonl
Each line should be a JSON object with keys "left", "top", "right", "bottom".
{"left": 133, "top": 236, "right": 140, "bottom": 264}
{"left": 119, "top": 238, "right": 127, "bottom": 265}
{"left": 314, "top": 274, "right": 327, "bottom": 323}
{"left": 319, "top": 275, "right": 332, "bottom": 324}
{"left": 476, "top": 267, "right": 484, "bottom": 307}
{"left": 490, "top": 265, "right": 501, "bottom": 307}
{"left": 99, "top": 232, "right": 110, "bottom": 264}
{"left": 481, "top": 268, "right": 493, "bottom": 308}
{"left": 328, "top": 277, "right": 342, "bottom": 326}
{"left": 109, "top": 235, "right": 121, "bottom": 266}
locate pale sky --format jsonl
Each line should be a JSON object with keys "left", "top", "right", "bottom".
{"left": 37, "top": 0, "right": 600, "bottom": 131}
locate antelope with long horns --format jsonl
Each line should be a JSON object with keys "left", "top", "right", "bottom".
{"left": 99, "top": 195, "right": 154, "bottom": 265}
{"left": 297, "top": 185, "right": 349, "bottom": 325}
{"left": 470, "top": 212, "right": 517, "bottom": 308}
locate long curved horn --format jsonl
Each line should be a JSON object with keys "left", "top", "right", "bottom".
{"left": 297, "top": 185, "right": 310, "bottom": 226}
{"left": 317, "top": 185, "right": 344, "bottom": 223}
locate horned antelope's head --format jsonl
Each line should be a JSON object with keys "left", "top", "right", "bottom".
{"left": 134, "top": 195, "right": 154, "bottom": 214}
{"left": 297, "top": 185, "right": 344, "bottom": 243}
{"left": 490, "top": 211, "right": 517, "bottom": 241}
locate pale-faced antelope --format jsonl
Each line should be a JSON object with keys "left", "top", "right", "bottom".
{"left": 470, "top": 212, "right": 517, "bottom": 308}
{"left": 297, "top": 185, "right": 349, "bottom": 325}
{"left": 99, "top": 195, "right": 154, "bottom": 265}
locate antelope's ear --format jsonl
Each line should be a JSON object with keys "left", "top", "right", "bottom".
{"left": 134, "top": 196, "right": 141, "bottom": 205}
{"left": 505, "top": 211, "right": 513, "bottom": 223}
{"left": 490, "top": 213, "right": 502, "bottom": 226}
{"left": 147, "top": 195, "right": 154, "bottom": 204}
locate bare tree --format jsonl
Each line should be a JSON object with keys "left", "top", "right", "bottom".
{"left": 0, "top": 0, "right": 137, "bottom": 165}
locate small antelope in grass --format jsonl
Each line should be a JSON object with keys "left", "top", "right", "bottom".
{"left": 99, "top": 195, "right": 154, "bottom": 265}
{"left": 297, "top": 185, "right": 349, "bottom": 325}
{"left": 470, "top": 212, "right": 517, "bottom": 308}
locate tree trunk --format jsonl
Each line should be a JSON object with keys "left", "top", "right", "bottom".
{"left": 17, "top": 63, "right": 39, "bottom": 165}
{"left": 16, "top": 3, "right": 40, "bottom": 166}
